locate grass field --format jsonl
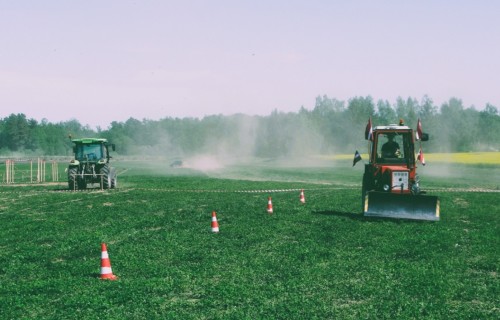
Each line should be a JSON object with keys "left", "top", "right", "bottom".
{"left": 0, "top": 157, "right": 499, "bottom": 319}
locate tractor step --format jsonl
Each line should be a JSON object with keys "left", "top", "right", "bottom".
{"left": 364, "top": 191, "right": 440, "bottom": 221}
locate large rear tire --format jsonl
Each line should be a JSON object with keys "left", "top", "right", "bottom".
{"left": 68, "top": 167, "right": 78, "bottom": 190}
{"left": 100, "top": 164, "right": 111, "bottom": 189}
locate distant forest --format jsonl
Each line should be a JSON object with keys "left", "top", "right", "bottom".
{"left": 1, "top": 96, "right": 499, "bottom": 157}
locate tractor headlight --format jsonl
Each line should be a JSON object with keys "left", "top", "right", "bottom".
{"left": 383, "top": 184, "right": 390, "bottom": 191}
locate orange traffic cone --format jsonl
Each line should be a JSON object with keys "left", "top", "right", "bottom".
{"left": 211, "top": 211, "right": 219, "bottom": 233}
{"left": 267, "top": 196, "right": 273, "bottom": 214}
{"left": 100, "top": 243, "right": 117, "bottom": 280}
{"left": 299, "top": 189, "right": 305, "bottom": 203}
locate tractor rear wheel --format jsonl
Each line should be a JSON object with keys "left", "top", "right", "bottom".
{"left": 68, "top": 167, "right": 78, "bottom": 190}
{"left": 100, "top": 164, "right": 111, "bottom": 189}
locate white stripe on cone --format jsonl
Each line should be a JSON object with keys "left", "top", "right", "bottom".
{"left": 100, "top": 266, "right": 113, "bottom": 274}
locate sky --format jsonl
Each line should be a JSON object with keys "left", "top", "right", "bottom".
{"left": 1, "top": 0, "right": 499, "bottom": 129}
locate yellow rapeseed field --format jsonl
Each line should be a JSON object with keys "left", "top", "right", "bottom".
{"left": 323, "top": 152, "right": 500, "bottom": 164}
{"left": 425, "top": 152, "right": 500, "bottom": 164}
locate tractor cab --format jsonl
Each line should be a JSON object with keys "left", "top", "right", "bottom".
{"left": 75, "top": 142, "right": 105, "bottom": 162}
{"left": 72, "top": 138, "right": 114, "bottom": 163}
{"left": 367, "top": 125, "right": 416, "bottom": 195}
{"left": 371, "top": 126, "right": 414, "bottom": 166}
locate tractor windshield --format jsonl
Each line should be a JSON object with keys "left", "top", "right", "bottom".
{"left": 75, "top": 143, "right": 104, "bottom": 161}
{"left": 375, "top": 132, "right": 413, "bottom": 164}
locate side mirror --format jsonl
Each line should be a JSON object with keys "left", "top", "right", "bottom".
{"left": 111, "top": 144, "right": 116, "bottom": 151}
{"left": 73, "top": 146, "right": 77, "bottom": 153}
{"left": 421, "top": 133, "right": 429, "bottom": 141}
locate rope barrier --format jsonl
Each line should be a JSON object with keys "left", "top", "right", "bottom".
{"left": 0, "top": 185, "right": 498, "bottom": 196}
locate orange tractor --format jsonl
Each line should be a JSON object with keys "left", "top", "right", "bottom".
{"left": 361, "top": 119, "right": 439, "bottom": 220}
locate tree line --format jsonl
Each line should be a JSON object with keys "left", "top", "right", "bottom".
{"left": 1, "top": 96, "right": 499, "bottom": 157}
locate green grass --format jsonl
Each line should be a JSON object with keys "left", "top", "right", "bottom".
{"left": 0, "top": 159, "right": 498, "bottom": 319}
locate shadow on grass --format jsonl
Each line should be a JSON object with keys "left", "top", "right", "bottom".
{"left": 314, "top": 210, "right": 430, "bottom": 224}
{"left": 51, "top": 187, "right": 106, "bottom": 192}
{"left": 314, "top": 210, "right": 365, "bottom": 221}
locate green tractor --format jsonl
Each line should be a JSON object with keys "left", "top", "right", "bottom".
{"left": 68, "top": 138, "right": 117, "bottom": 190}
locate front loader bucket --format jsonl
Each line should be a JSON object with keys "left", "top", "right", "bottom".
{"left": 364, "top": 192, "right": 440, "bottom": 221}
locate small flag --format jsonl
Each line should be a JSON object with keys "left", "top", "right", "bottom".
{"left": 353, "top": 150, "right": 362, "bottom": 167}
{"left": 417, "top": 148, "right": 426, "bottom": 166}
{"left": 416, "top": 118, "right": 423, "bottom": 140}
{"left": 365, "top": 117, "right": 373, "bottom": 140}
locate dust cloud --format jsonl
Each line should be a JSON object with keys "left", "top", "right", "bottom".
{"left": 185, "top": 115, "right": 331, "bottom": 171}
{"left": 182, "top": 155, "right": 224, "bottom": 171}
{"left": 145, "top": 114, "right": 337, "bottom": 179}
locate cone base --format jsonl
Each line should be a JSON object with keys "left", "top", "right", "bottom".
{"left": 100, "top": 274, "right": 118, "bottom": 280}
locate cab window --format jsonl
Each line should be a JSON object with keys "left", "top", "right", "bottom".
{"left": 376, "top": 133, "right": 407, "bottom": 163}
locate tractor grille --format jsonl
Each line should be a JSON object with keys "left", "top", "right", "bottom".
{"left": 392, "top": 171, "right": 409, "bottom": 191}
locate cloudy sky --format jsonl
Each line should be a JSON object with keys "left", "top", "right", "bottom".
{"left": 1, "top": 0, "right": 499, "bottom": 129}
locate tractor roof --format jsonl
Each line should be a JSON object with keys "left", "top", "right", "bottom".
{"left": 373, "top": 124, "right": 411, "bottom": 131}
{"left": 71, "top": 138, "right": 108, "bottom": 144}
